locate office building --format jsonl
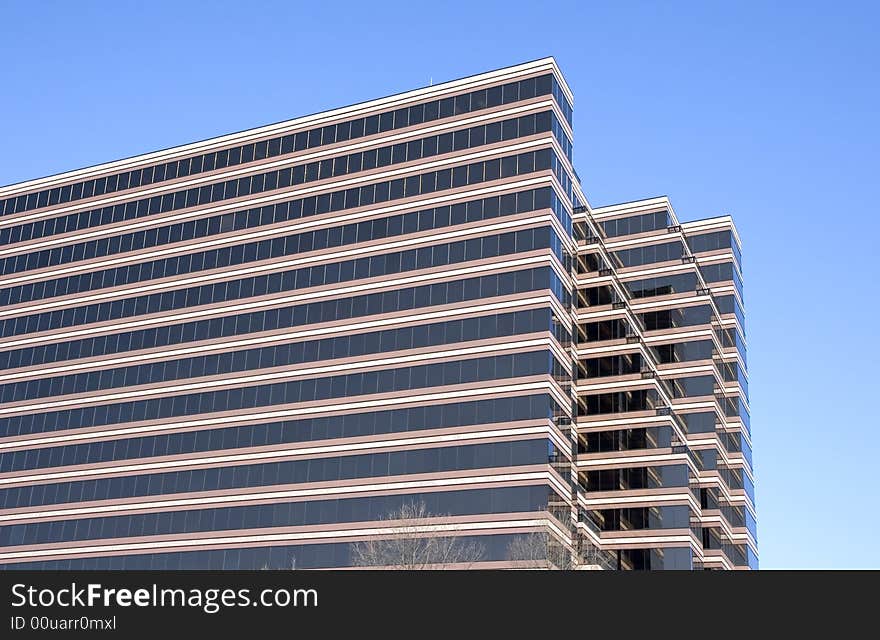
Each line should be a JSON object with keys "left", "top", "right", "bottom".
{"left": 0, "top": 58, "right": 756, "bottom": 569}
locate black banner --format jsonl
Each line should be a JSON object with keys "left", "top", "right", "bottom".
{"left": 0, "top": 570, "right": 871, "bottom": 637}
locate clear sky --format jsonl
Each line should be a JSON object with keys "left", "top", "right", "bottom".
{"left": 1, "top": 1, "right": 877, "bottom": 569}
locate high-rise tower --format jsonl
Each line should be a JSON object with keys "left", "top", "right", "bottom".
{"left": 0, "top": 58, "right": 755, "bottom": 570}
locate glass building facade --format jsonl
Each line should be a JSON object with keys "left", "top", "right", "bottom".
{"left": 0, "top": 58, "right": 755, "bottom": 570}
{"left": 576, "top": 199, "right": 756, "bottom": 570}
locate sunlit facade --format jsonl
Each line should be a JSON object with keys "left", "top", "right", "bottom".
{"left": 0, "top": 58, "right": 755, "bottom": 569}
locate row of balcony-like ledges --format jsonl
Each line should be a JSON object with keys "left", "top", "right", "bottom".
{"left": 571, "top": 195, "right": 755, "bottom": 570}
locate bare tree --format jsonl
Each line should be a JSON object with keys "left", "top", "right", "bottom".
{"left": 506, "top": 531, "right": 606, "bottom": 570}
{"left": 351, "top": 501, "right": 485, "bottom": 569}
{"left": 260, "top": 555, "right": 297, "bottom": 570}
{"left": 506, "top": 531, "right": 573, "bottom": 569}
{"left": 577, "top": 540, "right": 608, "bottom": 569}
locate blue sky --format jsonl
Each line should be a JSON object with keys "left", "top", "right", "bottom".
{"left": 1, "top": 1, "right": 877, "bottom": 568}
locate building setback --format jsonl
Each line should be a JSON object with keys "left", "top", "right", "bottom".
{"left": 0, "top": 58, "right": 756, "bottom": 570}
